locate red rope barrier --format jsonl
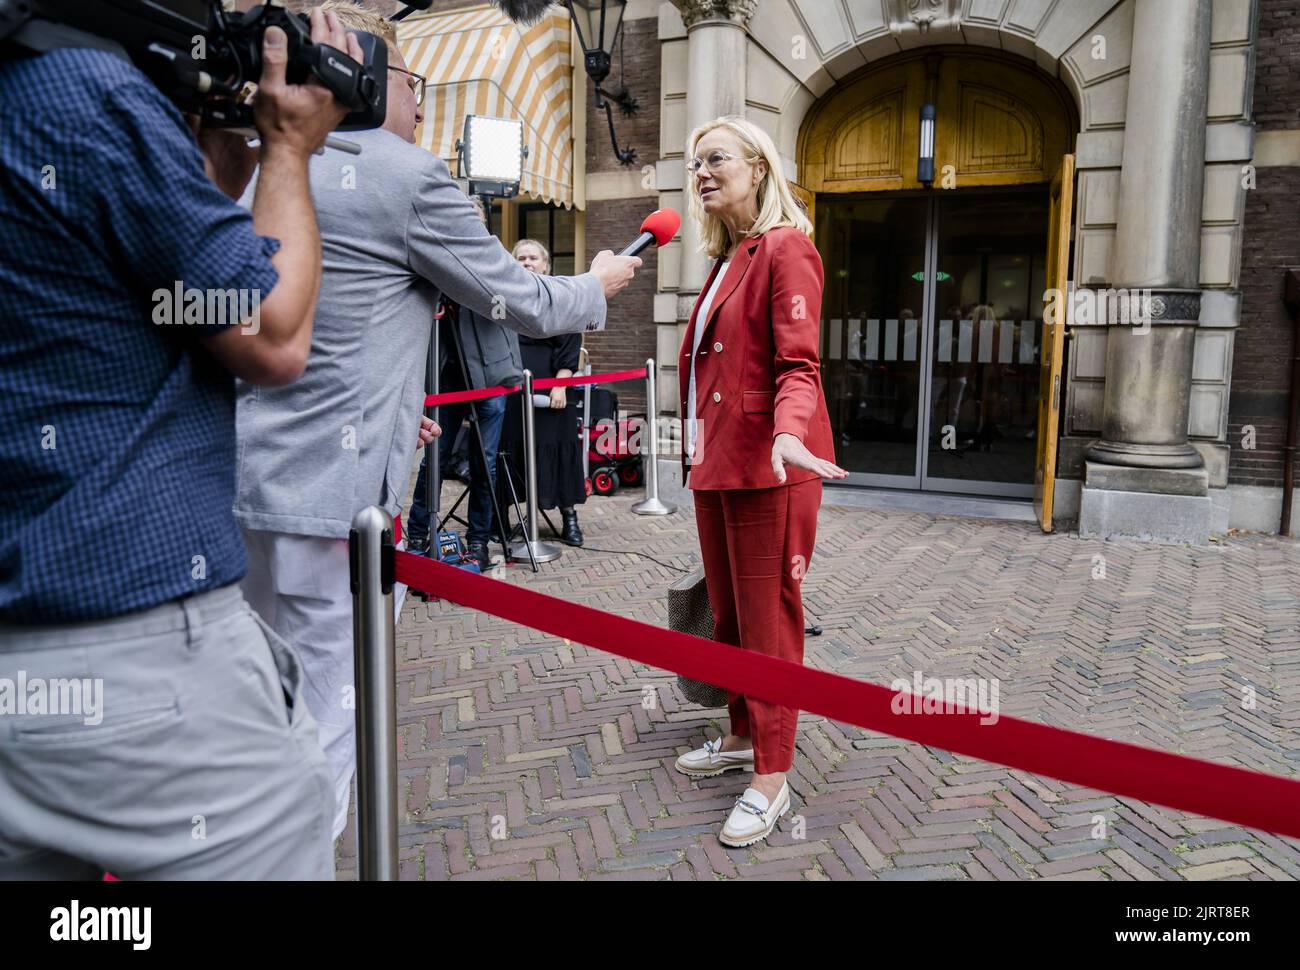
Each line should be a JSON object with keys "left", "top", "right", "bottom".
{"left": 423, "top": 367, "right": 648, "bottom": 408}
{"left": 534, "top": 367, "right": 648, "bottom": 390}
{"left": 393, "top": 550, "right": 1300, "bottom": 839}
{"left": 424, "top": 385, "right": 519, "bottom": 407}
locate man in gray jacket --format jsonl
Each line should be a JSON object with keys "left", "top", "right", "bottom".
{"left": 407, "top": 198, "right": 523, "bottom": 568}
{"left": 233, "top": 2, "right": 640, "bottom": 841}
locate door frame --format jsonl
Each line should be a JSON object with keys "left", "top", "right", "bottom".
{"left": 1033, "top": 153, "right": 1076, "bottom": 530}
{"left": 820, "top": 192, "right": 932, "bottom": 491}
{"left": 919, "top": 188, "right": 1035, "bottom": 499}
{"left": 819, "top": 186, "right": 1049, "bottom": 499}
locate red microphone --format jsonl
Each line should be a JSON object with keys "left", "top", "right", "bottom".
{"left": 618, "top": 208, "right": 681, "bottom": 258}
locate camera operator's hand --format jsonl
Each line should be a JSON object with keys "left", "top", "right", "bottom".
{"left": 253, "top": 8, "right": 363, "bottom": 158}
{"left": 589, "top": 250, "right": 642, "bottom": 301}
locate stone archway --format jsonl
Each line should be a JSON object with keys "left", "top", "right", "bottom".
{"left": 794, "top": 47, "right": 1079, "bottom": 196}
{"left": 667, "top": 0, "right": 1130, "bottom": 295}
{"left": 662, "top": 0, "right": 1246, "bottom": 542}
{"left": 765, "top": 0, "right": 1128, "bottom": 175}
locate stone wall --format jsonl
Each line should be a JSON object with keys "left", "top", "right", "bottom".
{"left": 585, "top": 16, "right": 662, "bottom": 176}
{"left": 1228, "top": 0, "right": 1300, "bottom": 489}
{"left": 580, "top": 9, "right": 663, "bottom": 415}
{"left": 581, "top": 203, "right": 659, "bottom": 415}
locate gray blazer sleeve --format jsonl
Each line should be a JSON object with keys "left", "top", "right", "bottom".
{"left": 404, "top": 154, "right": 607, "bottom": 338}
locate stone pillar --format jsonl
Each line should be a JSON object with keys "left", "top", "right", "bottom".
{"left": 673, "top": 0, "right": 754, "bottom": 294}
{"left": 1078, "top": 0, "right": 1214, "bottom": 544}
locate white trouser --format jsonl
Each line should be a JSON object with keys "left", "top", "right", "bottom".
{"left": 240, "top": 529, "right": 406, "bottom": 843}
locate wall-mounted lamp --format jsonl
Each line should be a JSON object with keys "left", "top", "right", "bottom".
{"left": 566, "top": 0, "right": 639, "bottom": 166}
{"left": 918, "top": 102, "right": 936, "bottom": 186}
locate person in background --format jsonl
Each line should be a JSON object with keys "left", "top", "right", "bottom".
{"left": 232, "top": 3, "right": 638, "bottom": 844}
{"left": 407, "top": 197, "right": 523, "bottom": 570}
{"left": 498, "top": 239, "right": 588, "bottom": 547}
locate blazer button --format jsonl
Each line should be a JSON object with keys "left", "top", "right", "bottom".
{"left": 713, "top": 341, "right": 723, "bottom": 352}
{"left": 712, "top": 392, "right": 721, "bottom": 403}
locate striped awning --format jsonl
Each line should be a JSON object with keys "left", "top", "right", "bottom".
{"left": 397, "top": 6, "right": 575, "bottom": 207}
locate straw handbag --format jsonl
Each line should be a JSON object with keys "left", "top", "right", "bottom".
{"left": 667, "top": 567, "right": 729, "bottom": 708}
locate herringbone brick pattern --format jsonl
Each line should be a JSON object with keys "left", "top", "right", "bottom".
{"left": 335, "top": 488, "right": 1300, "bottom": 880}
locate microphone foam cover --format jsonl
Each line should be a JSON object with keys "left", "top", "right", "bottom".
{"left": 491, "top": 0, "right": 556, "bottom": 24}
{"left": 640, "top": 208, "right": 681, "bottom": 248}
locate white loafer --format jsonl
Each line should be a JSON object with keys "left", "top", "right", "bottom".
{"left": 674, "top": 737, "right": 755, "bottom": 778}
{"left": 719, "top": 782, "right": 790, "bottom": 848}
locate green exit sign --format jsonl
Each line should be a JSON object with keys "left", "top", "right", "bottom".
{"left": 911, "top": 270, "right": 952, "bottom": 282}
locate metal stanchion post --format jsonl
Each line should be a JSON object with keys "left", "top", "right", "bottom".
{"left": 632, "top": 357, "right": 676, "bottom": 516}
{"left": 508, "top": 370, "right": 563, "bottom": 563}
{"left": 580, "top": 347, "right": 591, "bottom": 483}
{"left": 348, "top": 506, "right": 399, "bottom": 881}
{"left": 425, "top": 314, "right": 441, "bottom": 537}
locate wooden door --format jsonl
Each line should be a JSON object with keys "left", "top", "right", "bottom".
{"left": 788, "top": 180, "right": 815, "bottom": 231}
{"left": 1034, "top": 153, "right": 1075, "bottom": 532}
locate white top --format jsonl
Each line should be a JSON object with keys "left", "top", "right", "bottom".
{"left": 686, "top": 259, "right": 731, "bottom": 463}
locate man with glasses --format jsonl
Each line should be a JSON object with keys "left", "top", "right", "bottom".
{"left": 232, "top": 1, "right": 641, "bottom": 843}
{"left": 389, "top": 63, "right": 426, "bottom": 107}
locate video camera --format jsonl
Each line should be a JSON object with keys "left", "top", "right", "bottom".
{"left": 0, "top": 0, "right": 387, "bottom": 131}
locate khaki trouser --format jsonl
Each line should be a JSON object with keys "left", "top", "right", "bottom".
{"left": 240, "top": 529, "right": 407, "bottom": 843}
{"left": 0, "top": 584, "right": 335, "bottom": 880}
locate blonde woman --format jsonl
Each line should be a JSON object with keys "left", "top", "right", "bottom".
{"left": 673, "top": 116, "right": 847, "bottom": 847}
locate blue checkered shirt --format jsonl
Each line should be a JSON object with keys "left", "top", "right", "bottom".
{"left": 0, "top": 48, "right": 281, "bottom": 623}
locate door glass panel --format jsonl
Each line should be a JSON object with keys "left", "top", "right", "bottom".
{"left": 817, "top": 197, "right": 929, "bottom": 480}
{"left": 924, "top": 191, "right": 1049, "bottom": 487}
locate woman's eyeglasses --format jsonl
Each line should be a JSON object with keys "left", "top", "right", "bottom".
{"left": 687, "top": 150, "right": 739, "bottom": 174}
{"left": 388, "top": 65, "right": 426, "bottom": 107}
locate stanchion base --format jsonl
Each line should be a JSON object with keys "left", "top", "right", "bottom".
{"left": 631, "top": 497, "right": 677, "bottom": 516}
{"left": 508, "top": 539, "right": 564, "bottom": 563}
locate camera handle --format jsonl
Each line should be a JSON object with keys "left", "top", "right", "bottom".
{"left": 292, "top": 41, "right": 379, "bottom": 118}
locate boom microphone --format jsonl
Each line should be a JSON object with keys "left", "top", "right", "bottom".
{"left": 394, "top": 1, "right": 556, "bottom": 24}
{"left": 492, "top": 0, "right": 558, "bottom": 22}
{"left": 619, "top": 208, "right": 681, "bottom": 258}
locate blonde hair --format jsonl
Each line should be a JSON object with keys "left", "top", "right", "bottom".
{"left": 312, "top": 1, "right": 398, "bottom": 47}
{"left": 512, "top": 238, "right": 550, "bottom": 270}
{"left": 686, "top": 116, "right": 812, "bottom": 260}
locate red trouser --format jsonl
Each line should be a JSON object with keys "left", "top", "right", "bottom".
{"left": 693, "top": 477, "right": 821, "bottom": 774}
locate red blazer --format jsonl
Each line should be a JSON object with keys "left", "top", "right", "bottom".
{"left": 678, "top": 226, "right": 835, "bottom": 490}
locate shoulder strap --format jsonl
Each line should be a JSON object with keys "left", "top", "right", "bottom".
{"left": 3, "top": 18, "right": 130, "bottom": 60}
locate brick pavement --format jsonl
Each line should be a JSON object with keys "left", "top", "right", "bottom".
{"left": 335, "top": 487, "right": 1300, "bottom": 880}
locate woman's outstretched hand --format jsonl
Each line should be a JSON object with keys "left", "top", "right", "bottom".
{"left": 771, "top": 432, "right": 848, "bottom": 484}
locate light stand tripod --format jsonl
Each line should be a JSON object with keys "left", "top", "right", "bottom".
{"left": 422, "top": 300, "right": 537, "bottom": 573}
